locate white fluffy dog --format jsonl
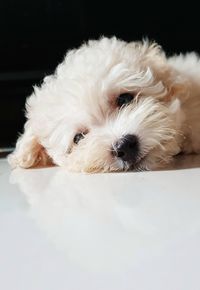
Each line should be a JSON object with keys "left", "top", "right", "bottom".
{"left": 8, "top": 37, "right": 200, "bottom": 172}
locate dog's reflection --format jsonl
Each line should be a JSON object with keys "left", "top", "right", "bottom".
{"left": 10, "top": 166, "right": 200, "bottom": 271}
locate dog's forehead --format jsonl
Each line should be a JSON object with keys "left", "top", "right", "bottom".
{"left": 67, "top": 42, "right": 141, "bottom": 79}
{"left": 56, "top": 38, "right": 144, "bottom": 93}
{"left": 62, "top": 44, "right": 140, "bottom": 111}
{"left": 54, "top": 38, "right": 153, "bottom": 130}
{"left": 66, "top": 94, "right": 109, "bottom": 128}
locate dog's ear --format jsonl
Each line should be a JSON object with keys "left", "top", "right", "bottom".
{"left": 163, "top": 79, "right": 189, "bottom": 102}
{"left": 154, "top": 64, "right": 189, "bottom": 103}
{"left": 128, "top": 40, "right": 189, "bottom": 102}
{"left": 139, "top": 41, "right": 189, "bottom": 102}
{"left": 8, "top": 122, "right": 52, "bottom": 169}
{"left": 127, "top": 39, "right": 166, "bottom": 67}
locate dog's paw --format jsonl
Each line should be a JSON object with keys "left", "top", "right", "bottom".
{"left": 7, "top": 150, "right": 39, "bottom": 169}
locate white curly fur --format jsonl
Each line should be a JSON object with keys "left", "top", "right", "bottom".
{"left": 8, "top": 37, "right": 200, "bottom": 172}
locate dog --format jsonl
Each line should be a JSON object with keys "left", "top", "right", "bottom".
{"left": 8, "top": 37, "right": 200, "bottom": 172}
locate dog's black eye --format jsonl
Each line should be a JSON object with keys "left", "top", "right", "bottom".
{"left": 116, "top": 93, "right": 134, "bottom": 107}
{"left": 73, "top": 133, "right": 85, "bottom": 144}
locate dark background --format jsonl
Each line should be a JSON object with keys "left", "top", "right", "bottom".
{"left": 1, "top": 0, "right": 200, "bottom": 148}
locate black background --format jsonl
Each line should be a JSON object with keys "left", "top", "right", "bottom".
{"left": 1, "top": 0, "right": 200, "bottom": 147}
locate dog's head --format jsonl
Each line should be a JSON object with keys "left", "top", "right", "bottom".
{"left": 13, "top": 37, "right": 187, "bottom": 172}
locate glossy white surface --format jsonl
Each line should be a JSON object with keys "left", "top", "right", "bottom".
{"left": 1, "top": 156, "right": 200, "bottom": 290}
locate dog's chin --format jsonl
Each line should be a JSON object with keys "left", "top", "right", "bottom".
{"left": 126, "top": 158, "right": 148, "bottom": 172}
{"left": 112, "top": 151, "right": 147, "bottom": 172}
{"left": 128, "top": 159, "right": 146, "bottom": 172}
{"left": 115, "top": 149, "right": 167, "bottom": 172}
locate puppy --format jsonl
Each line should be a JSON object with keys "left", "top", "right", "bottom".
{"left": 8, "top": 37, "right": 200, "bottom": 172}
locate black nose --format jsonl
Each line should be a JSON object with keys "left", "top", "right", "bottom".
{"left": 112, "top": 134, "right": 139, "bottom": 163}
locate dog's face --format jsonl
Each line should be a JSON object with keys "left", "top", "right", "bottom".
{"left": 11, "top": 37, "right": 185, "bottom": 172}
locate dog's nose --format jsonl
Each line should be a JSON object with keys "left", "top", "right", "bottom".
{"left": 112, "top": 134, "right": 139, "bottom": 162}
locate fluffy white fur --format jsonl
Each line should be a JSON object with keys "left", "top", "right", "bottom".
{"left": 8, "top": 37, "right": 200, "bottom": 172}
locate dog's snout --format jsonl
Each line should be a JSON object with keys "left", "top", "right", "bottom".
{"left": 112, "top": 134, "right": 139, "bottom": 162}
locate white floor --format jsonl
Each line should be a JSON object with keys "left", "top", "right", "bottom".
{"left": 1, "top": 156, "right": 200, "bottom": 290}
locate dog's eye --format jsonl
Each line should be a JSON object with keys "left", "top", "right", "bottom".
{"left": 116, "top": 93, "right": 134, "bottom": 107}
{"left": 73, "top": 132, "right": 85, "bottom": 144}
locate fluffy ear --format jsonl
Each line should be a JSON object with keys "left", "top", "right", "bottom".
{"left": 141, "top": 41, "right": 189, "bottom": 101}
{"left": 163, "top": 80, "right": 189, "bottom": 102}
{"left": 8, "top": 122, "right": 52, "bottom": 169}
{"left": 130, "top": 40, "right": 189, "bottom": 102}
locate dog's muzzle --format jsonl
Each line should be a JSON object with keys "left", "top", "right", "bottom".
{"left": 112, "top": 134, "right": 139, "bottom": 164}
